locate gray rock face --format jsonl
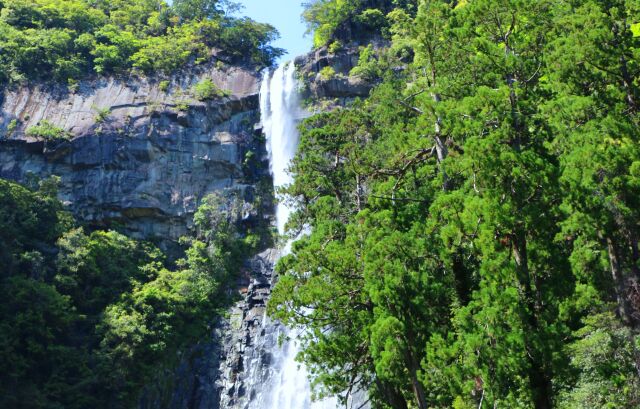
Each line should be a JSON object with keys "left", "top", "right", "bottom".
{"left": 295, "top": 44, "right": 381, "bottom": 102}
{"left": 216, "top": 248, "right": 282, "bottom": 409}
{"left": 0, "top": 66, "right": 263, "bottom": 248}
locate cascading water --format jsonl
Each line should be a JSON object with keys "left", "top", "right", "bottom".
{"left": 248, "top": 62, "right": 339, "bottom": 409}
{"left": 260, "top": 62, "right": 300, "bottom": 237}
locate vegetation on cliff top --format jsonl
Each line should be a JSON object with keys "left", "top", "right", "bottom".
{"left": 271, "top": 0, "right": 640, "bottom": 408}
{"left": 303, "top": 0, "right": 416, "bottom": 47}
{"left": 0, "top": 0, "right": 284, "bottom": 85}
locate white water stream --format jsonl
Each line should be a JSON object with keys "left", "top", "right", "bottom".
{"left": 250, "top": 62, "right": 339, "bottom": 409}
{"left": 261, "top": 62, "right": 300, "bottom": 237}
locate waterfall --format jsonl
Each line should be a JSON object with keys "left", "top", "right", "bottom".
{"left": 261, "top": 62, "right": 300, "bottom": 236}
{"left": 250, "top": 62, "right": 339, "bottom": 409}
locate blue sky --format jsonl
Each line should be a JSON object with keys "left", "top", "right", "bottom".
{"left": 237, "top": 0, "right": 312, "bottom": 61}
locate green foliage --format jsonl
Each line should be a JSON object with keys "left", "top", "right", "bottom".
{"left": 271, "top": 0, "right": 640, "bottom": 408}
{"left": 557, "top": 313, "right": 640, "bottom": 408}
{"left": 172, "top": 0, "right": 221, "bottom": 21}
{"left": 25, "top": 120, "right": 69, "bottom": 140}
{"left": 95, "top": 240, "right": 227, "bottom": 403}
{"left": 55, "top": 228, "right": 161, "bottom": 315}
{"left": 91, "top": 24, "right": 140, "bottom": 74}
{"left": 356, "top": 8, "right": 386, "bottom": 29}
{"left": 303, "top": 0, "right": 360, "bottom": 47}
{"left": 217, "top": 17, "right": 285, "bottom": 66}
{"left": 0, "top": 178, "right": 253, "bottom": 408}
{"left": 318, "top": 65, "right": 337, "bottom": 81}
{"left": 5, "top": 119, "right": 18, "bottom": 136}
{"left": 0, "top": 0, "right": 283, "bottom": 84}
{"left": 130, "top": 20, "right": 212, "bottom": 74}
{"left": 192, "top": 78, "right": 228, "bottom": 101}
{"left": 327, "top": 40, "right": 343, "bottom": 54}
{"left": 0, "top": 276, "right": 86, "bottom": 409}
{"left": 93, "top": 106, "right": 110, "bottom": 123}
{"left": 349, "top": 44, "right": 382, "bottom": 81}
{"left": 0, "top": 178, "right": 71, "bottom": 276}
{"left": 175, "top": 101, "right": 190, "bottom": 112}
{"left": 302, "top": 0, "right": 414, "bottom": 47}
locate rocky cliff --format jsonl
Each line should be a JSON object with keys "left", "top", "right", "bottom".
{"left": 0, "top": 64, "right": 264, "bottom": 252}
{"left": 296, "top": 44, "right": 377, "bottom": 103}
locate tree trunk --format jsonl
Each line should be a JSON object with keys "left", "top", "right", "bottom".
{"left": 620, "top": 53, "right": 637, "bottom": 113}
{"left": 403, "top": 316, "right": 429, "bottom": 409}
{"left": 431, "top": 93, "right": 449, "bottom": 190}
{"left": 406, "top": 348, "right": 428, "bottom": 409}
{"left": 607, "top": 236, "right": 636, "bottom": 326}
{"left": 512, "top": 231, "right": 553, "bottom": 409}
{"left": 375, "top": 379, "right": 408, "bottom": 409}
{"left": 410, "top": 376, "right": 428, "bottom": 409}
{"left": 628, "top": 229, "right": 640, "bottom": 282}
{"left": 611, "top": 16, "right": 638, "bottom": 114}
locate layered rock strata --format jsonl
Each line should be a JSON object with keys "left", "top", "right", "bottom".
{"left": 0, "top": 65, "right": 262, "bottom": 250}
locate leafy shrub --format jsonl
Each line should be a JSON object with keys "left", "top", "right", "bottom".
{"left": 319, "top": 66, "right": 337, "bottom": 81}
{"left": 302, "top": 0, "right": 414, "bottom": 47}
{"left": 159, "top": 80, "right": 170, "bottom": 92}
{"left": 93, "top": 106, "right": 110, "bottom": 123}
{"left": 303, "top": 0, "right": 381, "bottom": 47}
{"left": 6, "top": 119, "right": 18, "bottom": 136}
{"left": 92, "top": 25, "right": 141, "bottom": 74}
{"left": 192, "top": 79, "right": 228, "bottom": 101}
{"left": 302, "top": 0, "right": 348, "bottom": 47}
{"left": 175, "top": 101, "right": 190, "bottom": 112}
{"left": 26, "top": 120, "right": 69, "bottom": 140}
{"left": 218, "top": 17, "right": 284, "bottom": 66}
{"left": 328, "top": 40, "right": 343, "bottom": 54}
{"left": 349, "top": 44, "right": 382, "bottom": 81}
{"left": 68, "top": 78, "right": 80, "bottom": 92}
{"left": 356, "top": 8, "right": 386, "bottom": 30}
{"left": 130, "top": 21, "right": 212, "bottom": 74}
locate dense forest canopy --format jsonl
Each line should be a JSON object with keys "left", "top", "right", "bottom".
{"left": 0, "top": 0, "right": 284, "bottom": 84}
{"left": 0, "top": 178, "right": 264, "bottom": 408}
{"left": 270, "top": 0, "right": 640, "bottom": 408}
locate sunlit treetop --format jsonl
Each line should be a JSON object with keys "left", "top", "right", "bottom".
{"left": 0, "top": 0, "right": 284, "bottom": 84}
